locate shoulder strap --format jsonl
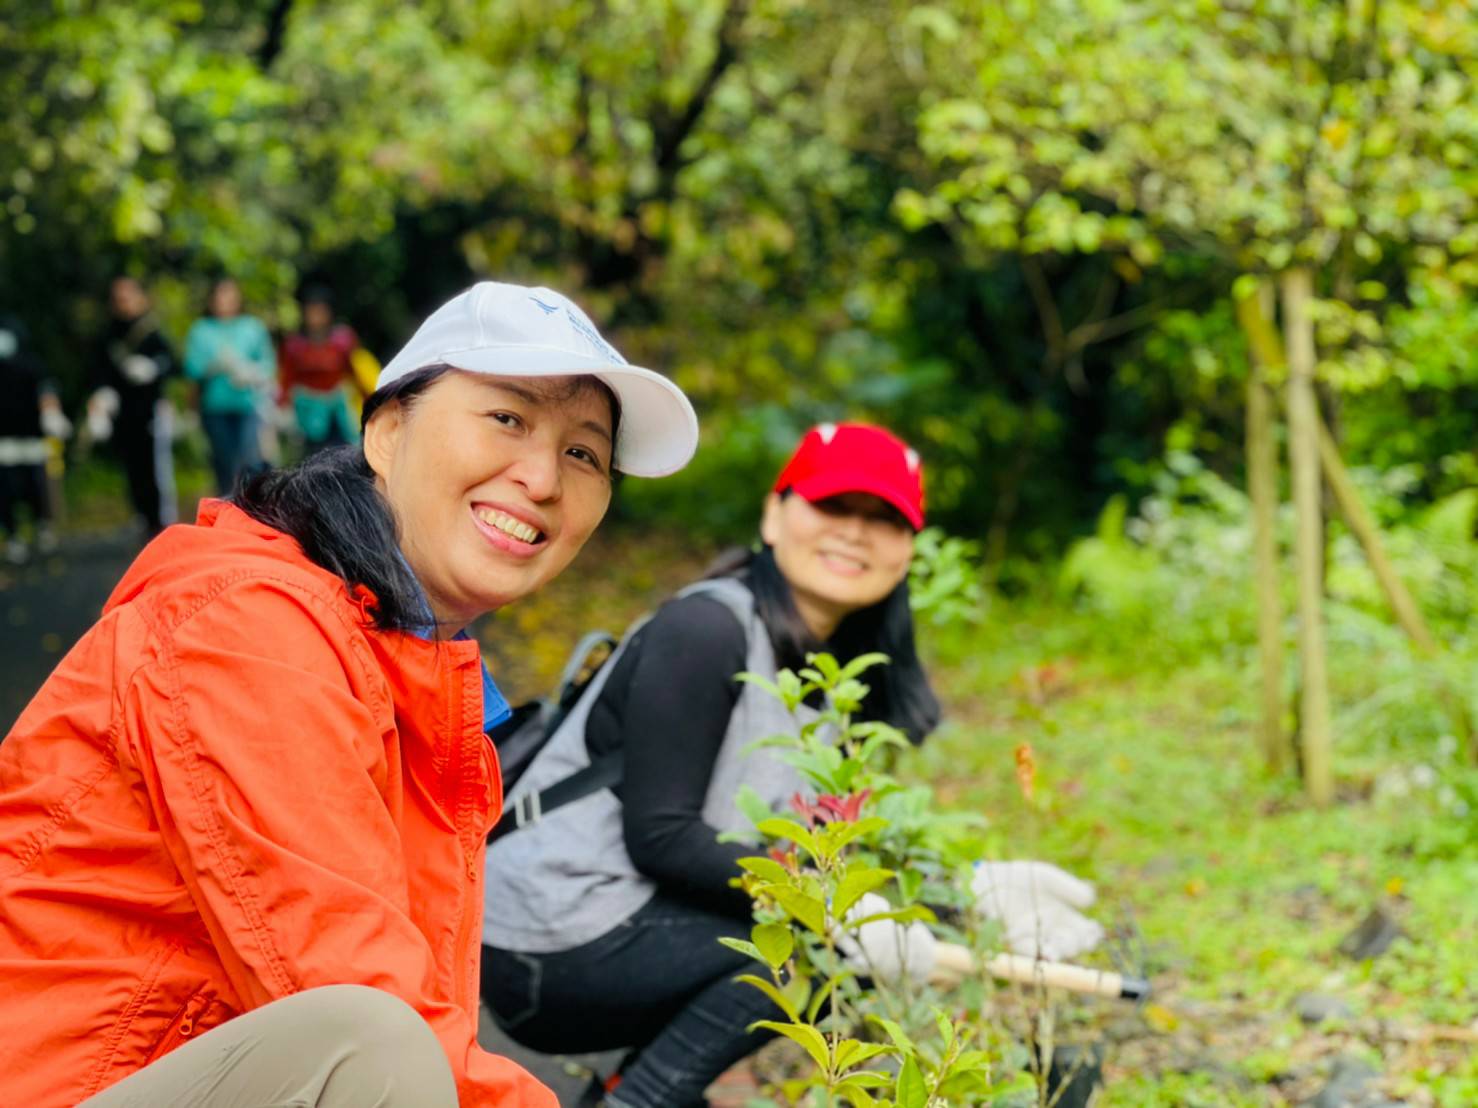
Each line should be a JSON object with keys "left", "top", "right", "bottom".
{"left": 485, "top": 581, "right": 756, "bottom": 846}
{"left": 486, "top": 750, "right": 624, "bottom": 844}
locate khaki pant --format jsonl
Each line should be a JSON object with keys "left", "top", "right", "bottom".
{"left": 81, "top": 985, "right": 457, "bottom": 1108}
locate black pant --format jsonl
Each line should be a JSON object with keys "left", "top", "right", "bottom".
{"left": 115, "top": 416, "right": 169, "bottom": 534}
{"left": 0, "top": 463, "right": 47, "bottom": 534}
{"left": 482, "top": 894, "right": 779, "bottom": 1108}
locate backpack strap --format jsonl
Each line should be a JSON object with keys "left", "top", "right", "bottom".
{"left": 485, "top": 580, "right": 754, "bottom": 846}
{"left": 486, "top": 750, "right": 624, "bottom": 844}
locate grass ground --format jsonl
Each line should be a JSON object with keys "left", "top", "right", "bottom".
{"left": 481, "top": 529, "right": 1476, "bottom": 1107}
{"left": 911, "top": 609, "right": 1478, "bottom": 1106}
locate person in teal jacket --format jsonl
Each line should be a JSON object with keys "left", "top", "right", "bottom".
{"left": 184, "top": 278, "right": 276, "bottom": 494}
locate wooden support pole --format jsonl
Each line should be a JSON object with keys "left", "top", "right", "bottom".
{"left": 1313, "top": 415, "right": 1437, "bottom": 653}
{"left": 1236, "top": 280, "right": 1288, "bottom": 774}
{"left": 1281, "top": 268, "right": 1334, "bottom": 807}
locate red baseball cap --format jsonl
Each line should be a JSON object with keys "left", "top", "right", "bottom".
{"left": 773, "top": 423, "right": 925, "bottom": 530}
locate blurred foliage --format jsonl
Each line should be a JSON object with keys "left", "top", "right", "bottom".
{"left": 2, "top": 0, "right": 1475, "bottom": 555}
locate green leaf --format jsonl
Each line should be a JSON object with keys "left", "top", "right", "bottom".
{"left": 834, "top": 866, "right": 895, "bottom": 918}
{"left": 749, "top": 1020, "right": 831, "bottom": 1071}
{"left": 782, "top": 972, "right": 812, "bottom": 1020}
{"left": 758, "top": 883, "right": 828, "bottom": 935}
{"left": 733, "top": 786, "right": 776, "bottom": 828}
{"left": 734, "top": 671, "right": 782, "bottom": 701}
{"left": 895, "top": 1056, "right": 928, "bottom": 1108}
{"left": 835, "top": 1078, "right": 881, "bottom": 1108}
{"left": 868, "top": 1015, "right": 913, "bottom": 1055}
{"left": 838, "top": 652, "right": 891, "bottom": 681}
{"left": 736, "top": 856, "right": 790, "bottom": 884}
{"left": 824, "top": 817, "right": 890, "bottom": 852}
{"left": 734, "top": 974, "right": 798, "bottom": 1021}
{"left": 752, "top": 921, "right": 794, "bottom": 969}
{"left": 834, "top": 1040, "right": 894, "bottom": 1071}
{"left": 716, "top": 937, "right": 764, "bottom": 964}
{"left": 756, "top": 817, "right": 821, "bottom": 859}
{"left": 807, "top": 973, "right": 841, "bottom": 1023}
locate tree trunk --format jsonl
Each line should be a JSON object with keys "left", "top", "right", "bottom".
{"left": 1281, "top": 268, "right": 1334, "bottom": 806}
{"left": 1235, "top": 280, "right": 1287, "bottom": 774}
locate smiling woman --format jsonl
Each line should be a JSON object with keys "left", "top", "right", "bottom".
{"left": 480, "top": 422, "right": 1106, "bottom": 1108}
{"left": 365, "top": 371, "right": 619, "bottom": 631}
{"left": 0, "top": 282, "right": 696, "bottom": 1108}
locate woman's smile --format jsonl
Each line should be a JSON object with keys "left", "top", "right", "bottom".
{"left": 817, "top": 549, "right": 868, "bottom": 576}
{"left": 472, "top": 502, "right": 549, "bottom": 556}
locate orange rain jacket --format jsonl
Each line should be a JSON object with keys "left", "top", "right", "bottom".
{"left": 0, "top": 501, "right": 555, "bottom": 1107}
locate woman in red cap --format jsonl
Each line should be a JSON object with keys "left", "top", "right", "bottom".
{"left": 482, "top": 422, "right": 1103, "bottom": 1108}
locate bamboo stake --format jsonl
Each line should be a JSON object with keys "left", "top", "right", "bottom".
{"left": 1314, "top": 417, "right": 1475, "bottom": 759}
{"left": 1313, "top": 415, "right": 1437, "bottom": 652}
{"left": 1236, "top": 280, "right": 1287, "bottom": 774}
{"left": 1282, "top": 268, "right": 1334, "bottom": 807}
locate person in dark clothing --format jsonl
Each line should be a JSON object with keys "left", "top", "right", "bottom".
{"left": 86, "top": 277, "right": 178, "bottom": 536}
{"left": 0, "top": 314, "right": 70, "bottom": 563}
{"left": 481, "top": 424, "right": 1107, "bottom": 1108}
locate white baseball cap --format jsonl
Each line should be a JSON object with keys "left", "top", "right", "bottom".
{"left": 377, "top": 281, "right": 698, "bottom": 477}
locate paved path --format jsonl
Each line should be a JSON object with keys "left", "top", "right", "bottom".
{"left": 0, "top": 529, "right": 140, "bottom": 734}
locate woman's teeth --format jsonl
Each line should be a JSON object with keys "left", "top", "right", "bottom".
{"left": 476, "top": 508, "right": 542, "bottom": 544}
{"left": 820, "top": 551, "right": 865, "bottom": 570}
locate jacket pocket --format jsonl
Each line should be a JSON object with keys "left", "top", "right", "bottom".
{"left": 145, "top": 985, "right": 230, "bottom": 1064}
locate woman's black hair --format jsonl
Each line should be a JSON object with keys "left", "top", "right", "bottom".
{"left": 233, "top": 366, "right": 450, "bottom": 631}
{"left": 233, "top": 365, "right": 622, "bottom": 633}
{"left": 703, "top": 537, "right": 942, "bottom": 745}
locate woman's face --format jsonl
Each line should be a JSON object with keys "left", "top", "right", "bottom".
{"left": 761, "top": 491, "right": 915, "bottom": 638}
{"left": 365, "top": 371, "right": 615, "bottom": 631}
{"left": 210, "top": 281, "right": 242, "bottom": 318}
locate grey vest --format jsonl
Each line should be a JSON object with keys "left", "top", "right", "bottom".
{"left": 483, "top": 577, "right": 816, "bottom": 953}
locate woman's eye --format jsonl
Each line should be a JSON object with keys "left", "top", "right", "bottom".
{"left": 490, "top": 411, "right": 522, "bottom": 429}
{"left": 566, "top": 446, "right": 608, "bottom": 473}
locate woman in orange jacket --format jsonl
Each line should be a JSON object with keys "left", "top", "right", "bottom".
{"left": 0, "top": 282, "right": 698, "bottom": 1108}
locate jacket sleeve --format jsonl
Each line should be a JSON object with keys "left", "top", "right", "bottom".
{"left": 121, "top": 578, "right": 555, "bottom": 1108}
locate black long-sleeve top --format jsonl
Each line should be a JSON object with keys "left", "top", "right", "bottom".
{"left": 583, "top": 591, "right": 757, "bottom": 918}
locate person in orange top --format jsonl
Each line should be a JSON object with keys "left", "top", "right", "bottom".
{"left": 0, "top": 281, "right": 699, "bottom": 1108}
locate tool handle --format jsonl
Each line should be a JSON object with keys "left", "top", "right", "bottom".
{"left": 930, "top": 941, "right": 1150, "bottom": 1001}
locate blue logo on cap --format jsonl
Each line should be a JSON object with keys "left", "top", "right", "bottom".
{"left": 529, "top": 296, "right": 560, "bottom": 315}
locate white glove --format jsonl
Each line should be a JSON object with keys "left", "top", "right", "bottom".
{"left": 40, "top": 407, "right": 72, "bottom": 440}
{"left": 120, "top": 353, "right": 160, "bottom": 385}
{"left": 971, "top": 861, "right": 1104, "bottom": 961}
{"left": 836, "top": 892, "right": 937, "bottom": 986}
{"left": 87, "top": 388, "right": 119, "bottom": 443}
{"left": 214, "top": 348, "right": 263, "bottom": 388}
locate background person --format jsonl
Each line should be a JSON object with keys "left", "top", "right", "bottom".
{"left": 279, "top": 284, "right": 367, "bottom": 454}
{"left": 85, "top": 276, "right": 178, "bottom": 536}
{"left": 482, "top": 423, "right": 1103, "bottom": 1108}
{"left": 184, "top": 276, "right": 275, "bottom": 494}
{"left": 0, "top": 282, "right": 698, "bottom": 1108}
{"left": 0, "top": 312, "right": 69, "bottom": 563}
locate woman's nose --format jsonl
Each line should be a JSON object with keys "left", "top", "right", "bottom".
{"left": 507, "top": 447, "right": 562, "bottom": 502}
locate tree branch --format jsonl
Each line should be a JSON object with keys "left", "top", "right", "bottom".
{"left": 651, "top": 0, "right": 749, "bottom": 190}
{"left": 256, "top": 0, "right": 294, "bottom": 70}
